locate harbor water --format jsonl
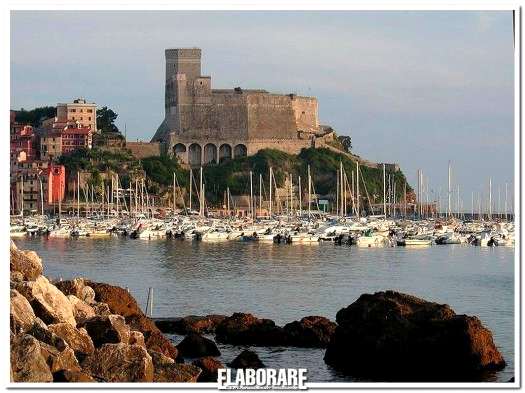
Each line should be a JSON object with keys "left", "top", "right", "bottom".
{"left": 14, "top": 237, "right": 515, "bottom": 382}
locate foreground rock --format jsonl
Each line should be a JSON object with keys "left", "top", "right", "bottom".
{"left": 11, "top": 241, "right": 43, "bottom": 281}
{"left": 81, "top": 343, "right": 154, "bottom": 382}
{"left": 14, "top": 276, "right": 76, "bottom": 326}
{"left": 10, "top": 334, "right": 53, "bottom": 382}
{"left": 193, "top": 357, "right": 224, "bottom": 382}
{"left": 155, "top": 315, "right": 227, "bottom": 335}
{"left": 324, "top": 291, "right": 506, "bottom": 381}
{"left": 149, "top": 350, "right": 202, "bottom": 382}
{"left": 86, "top": 281, "right": 178, "bottom": 360}
{"left": 215, "top": 313, "right": 288, "bottom": 346}
{"left": 10, "top": 289, "right": 36, "bottom": 333}
{"left": 177, "top": 333, "right": 221, "bottom": 358}
{"left": 48, "top": 323, "right": 95, "bottom": 358}
{"left": 283, "top": 316, "right": 336, "bottom": 348}
{"left": 228, "top": 349, "right": 265, "bottom": 369}
{"left": 79, "top": 315, "right": 130, "bottom": 348}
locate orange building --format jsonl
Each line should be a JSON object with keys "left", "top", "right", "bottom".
{"left": 47, "top": 163, "right": 65, "bottom": 204}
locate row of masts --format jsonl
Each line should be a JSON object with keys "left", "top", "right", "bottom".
{"left": 14, "top": 160, "right": 514, "bottom": 221}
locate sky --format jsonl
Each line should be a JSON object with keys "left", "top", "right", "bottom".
{"left": 10, "top": 11, "right": 515, "bottom": 212}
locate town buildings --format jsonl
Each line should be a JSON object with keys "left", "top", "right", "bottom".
{"left": 9, "top": 98, "right": 96, "bottom": 214}
{"left": 56, "top": 98, "right": 97, "bottom": 133}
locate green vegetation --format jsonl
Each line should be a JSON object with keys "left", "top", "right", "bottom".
{"left": 57, "top": 146, "right": 411, "bottom": 211}
{"left": 200, "top": 148, "right": 411, "bottom": 206}
{"left": 14, "top": 106, "right": 56, "bottom": 127}
{"left": 96, "top": 107, "right": 120, "bottom": 134}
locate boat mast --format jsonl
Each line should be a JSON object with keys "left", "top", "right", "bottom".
{"left": 307, "top": 165, "right": 311, "bottom": 219}
{"left": 269, "top": 167, "right": 273, "bottom": 218}
{"left": 259, "top": 174, "right": 262, "bottom": 219}
{"left": 199, "top": 167, "right": 204, "bottom": 217}
{"left": 505, "top": 182, "right": 508, "bottom": 221}
{"left": 39, "top": 175, "right": 44, "bottom": 216}
{"left": 249, "top": 171, "right": 253, "bottom": 220}
{"left": 383, "top": 164, "right": 386, "bottom": 218}
{"left": 20, "top": 175, "right": 24, "bottom": 219}
{"left": 188, "top": 169, "right": 193, "bottom": 213}
{"left": 298, "top": 176, "right": 302, "bottom": 217}
{"left": 336, "top": 169, "right": 339, "bottom": 217}
{"left": 356, "top": 162, "right": 360, "bottom": 218}
{"left": 173, "top": 172, "right": 176, "bottom": 215}
{"left": 447, "top": 161, "right": 451, "bottom": 219}
{"left": 488, "top": 177, "right": 492, "bottom": 220}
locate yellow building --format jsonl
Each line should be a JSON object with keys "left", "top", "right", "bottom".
{"left": 56, "top": 98, "right": 97, "bottom": 133}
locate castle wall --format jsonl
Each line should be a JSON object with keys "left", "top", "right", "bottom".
{"left": 246, "top": 94, "right": 298, "bottom": 139}
{"left": 291, "top": 96, "right": 319, "bottom": 133}
{"left": 126, "top": 141, "right": 161, "bottom": 159}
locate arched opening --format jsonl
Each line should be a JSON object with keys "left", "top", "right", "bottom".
{"left": 173, "top": 143, "right": 187, "bottom": 163}
{"left": 188, "top": 143, "right": 202, "bottom": 167}
{"left": 233, "top": 144, "right": 247, "bottom": 159}
{"left": 219, "top": 144, "right": 232, "bottom": 163}
{"left": 203, "top": 143, "right": 217, "bottom": 164}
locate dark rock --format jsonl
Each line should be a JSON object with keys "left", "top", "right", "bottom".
{"left": 155, "top": 315, "right": 227, "bottom": 334}
{"left": 215, "top": 313, "right": 288, "bottom": 346}
{"left": 10, "top": 333, "right": 53, "bottom": 382}
{"left": 53, "top": 370, "right": 96, "bottom": 382}
{"left": 177, "top": 333, "right": 221, "bottom": 358}
{"left": 283, "top": 316, "right": 336, "bottom": 348}
{"left": 81, "top": 343, "right": 153, "bottom": 382}
{"left": 149, "top": 350, "right": 201, "bottom": 382}
{"left": 324, "top": 290, "right": 506, "bottom": 382}
{"left": 79, "top": 315, "right": 130, "bottom": 347}
{"left": 508, "top": 377, "right": 515, "bottom": 382}
{"left": 87, "top": 281, "right": 178, "bottom": 360}
{"left": 229, "top": 349, "right": 265, "bottom": 369}
{"left": 55, "top": 278, "right": 95, "bottom": 304}
{"left": 193, "top": 356, "right": 224, "bottom": 382}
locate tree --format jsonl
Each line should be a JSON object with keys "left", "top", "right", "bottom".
{"left": 14, "top": 106, "right": 56, "bottom": 127}
{"left": 337, "top": 135, "right": 352, "bottom": 152}
{"left": 96, "top": 107, "right": 120, "bottom": 134}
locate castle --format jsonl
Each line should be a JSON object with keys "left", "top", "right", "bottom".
{"left": 152, "top": 48, "right": 336, "bottom": 166}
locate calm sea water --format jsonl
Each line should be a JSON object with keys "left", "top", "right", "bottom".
{"left": 14, "top": 237, "right": 515, "bottom": 382}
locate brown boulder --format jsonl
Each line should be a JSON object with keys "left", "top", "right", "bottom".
{"left": 85, "top": 281, "right": 141, "bottom": 317}
{"left": 92, "top": 302, "right": 111, "bottom": 316}
{"left": 177, "top": 333, "right": 221, "bottom": 358}
{"left": 81, "top": 343, "right": 153, "bottom": 382}
{"left": 283, "top": 316, "right": 336, "bottom": 348}
{"left": 215, "top": 313, "right": 288, "bottom": 346}
{"left": 155, "top": 315, "right": 227, "bottom": 334}
{"left": 67, "top": 295, "right": 96, "bottom": 324}
{"left": 14, "top": 276, "right": 76, "bottom": 326}
{"left": 10, "top": 241, "right": 43, "bottom": 281}
{"left": 129, "top": 330, "right": 146, "bottom": 348}
{"left": 149, "top": 350, "right": 201, "bottom": 382}
{"left": 86, "top": 281, "right": 178, "bottom": 360}
{"left": 48, "top": 323, "right": 95, "bottom": 357}
{"left": 27, "top": 318, "right": 67, "bottom": 351}
{"left": 39, "top": 341, "right": 81, "bottom": 373}
{"left": 79, "top": 315, "right": 130, "bottom": 347}
{"left": 324, "top": 290, "right": 506, "bottom": 381}
{"left": 55, "top": 278, "right": 95, "bottom": 304}
{"left": 53, "top": 370, "right": 96, "bottom": 382}
{"left": 10, "top": 333, "right": 53, "bottom": 382}
{"left": 229, "top": 349, "right": 265, "bottom": 369}
{"left": 193, "top": 356, "right": 224, "bottom": 382}
{"left": 10, "top": 289, "right": 36, "bottom": 333}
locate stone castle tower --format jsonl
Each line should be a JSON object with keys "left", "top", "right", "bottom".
{"left": 152, "top": 48, "right": 335, "bottom": 167}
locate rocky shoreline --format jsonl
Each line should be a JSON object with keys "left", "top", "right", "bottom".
{"left": 10, "top": 242, "right": 507, "bottom": 383}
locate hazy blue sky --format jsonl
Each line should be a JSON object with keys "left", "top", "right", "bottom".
{"left": 11, "top": 11, "right": 515, "bottom": 212}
